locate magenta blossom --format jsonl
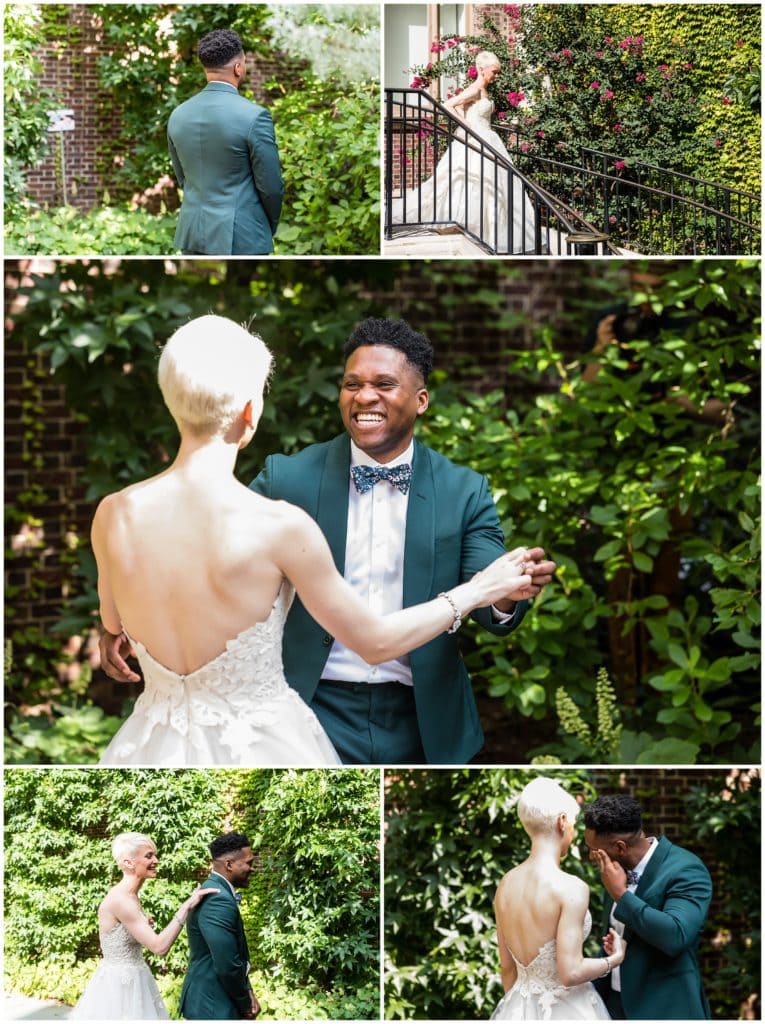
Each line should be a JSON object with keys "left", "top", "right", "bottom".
{"left": 604, "top": 36, "right": 612, "bottom": 44}
{"left": 635, "top": 73, "right": 647, "bottom": 82}
{"left": 603, "top": 89, "right": 614, "bottom": 100}
{"left": 590, "top": 81, "right": 601, "bottom": 90}
{"left": 467, "top": 66, "right": 478, "bottom": 80}
{"left": 558, "top": 83, "right": 569, "bottom": 91}
{"left": 503, "top": 4, "right": 522, "bottom": 17}
{"left": 683, "top": 62, "right": 693, "bottom": 70}
{"left": 595, "top": 50, "right": 603, "bottom": 58}
{"left": 521, "top": 142, "right": 530, "bottom": 152}
{"left": 614, "top": 160, "right": 625, "bottom": 170}
{"left": 715, "top": 139, "right": 722, "bottom": 147}
{"left": 645, "top": 95, "right": 653, "bottom": 103}
{"left": 506, "top": 90, "right": 525, "bottom": 107}
{"left": 613, "top": 124, "right": 623, "bottom": 134}
{"left": 536, "top": 130, "right": 544, "bottom": 138}
{"left": 722, "top": 96, "right": 732, "bottom": 105}
{"left": 497, "top": 110, "right": 507, "bottom": 119}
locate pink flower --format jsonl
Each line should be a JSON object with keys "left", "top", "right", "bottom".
{"left": 604, "top": 36, "right": 612, "bottom": 44}
{"left": 503, "top": 4, "right": 522, "bottom": 17}
{"left": 506, "top": 90, "right": 525, "bottom": 107}
{"left": 613, "top": 125, "right": 623, "bottom": 134}
{"left": 467, "top": 66, "right": 478, "bottom": 80}
{"left": 603, "top": 89, "right": 614, "bottom": 100}
{"left": 497, "top": 110, "right": 507, "bottom": 119}
{"left": 683, "top": 62, "right": 693, "bottom": 70}
{"left": 722, "top": 96, "right": 732, "bottom": 105}
{"left": 715, "top": 139, "right": 722, "bottom": 147}
{"left": 558, "top": 84, "right": 569, "bottom": 92}
{"left": 645, "top": 95, "right": 653, "bottom": 103}
{"left": 536, "top": 130, "right": 544, "bottom": 138}
{"left": 635, "top": 73, "right": 647, "bottom": 82}
{"left": 521, "top": 142, "right": 530, "bottom": 152}
{"left": 614, "top": 160, "right": 625, "bottom": 170}
{"left": 590, "top": 81, "right": 601, "bottom": 90}
{"left": 595, "top": 50, "right": 603, "bottom": 58}
{"left": 446, "top": 37, "right": 459, "bottom": 48}
{"left": 735, "top": 39, "right": 744, "bottom": 46}
{"left": 658, "top": 64, "right": 669, "bottom": 72}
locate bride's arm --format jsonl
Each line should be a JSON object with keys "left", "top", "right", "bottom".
{"left": 442, "top": 81, "right": 482, "bottom": 121}
{"left": 556, "top": 882, "right": 626, "bottom": 987}
{"left": 111, "top": 886, "right": 218, "bottom": 958}
{"left": 276, "top": 506, "right": 531, "bottom": 664}
{"left": 493, "top": 911, "right": 518, "bottom": 992}
{"left": 92, "top": 496, "right": 122, "bottom": 635}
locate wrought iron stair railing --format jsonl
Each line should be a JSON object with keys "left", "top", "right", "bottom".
{"left": 385, "top": 89, "right": 613, "bottom": 255}
{"left": 496, "top": 129, "right": 761, "bottom": 256}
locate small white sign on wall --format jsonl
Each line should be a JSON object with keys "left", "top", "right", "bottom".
{"left": 47, "top": 108, "right": 75, "bottom": 132}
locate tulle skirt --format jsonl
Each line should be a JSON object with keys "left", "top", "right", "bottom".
{"left": 71, "top": 960, "right": 169, "bottom": 1020}
{"left": 491, "top": 980, "right": 611, "bottom": 1020}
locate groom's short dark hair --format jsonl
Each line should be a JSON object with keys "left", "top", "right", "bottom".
{"left": 583, "top": 795, "right": 642, "bottom": 835}
{"left": 344, "top": 318, "right": 434, "bottom": 383}
{"left": 198, "top": 29, "right": 245, "bottom": 69}
{"left": 209, "top": 831, "right": 251, "bottom": 860}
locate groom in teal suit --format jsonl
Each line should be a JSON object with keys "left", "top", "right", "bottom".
{"left": 250, "top": 318, "right": 556, "bottom": 764}
{"left": 585, "top": 794, "right": 712, "bottom": 1020}
{"left": 167, "top": 29, "right": 283, "bottom": 255}
{"left": 180, "top": 832, "right": 259, "bottom": 1020}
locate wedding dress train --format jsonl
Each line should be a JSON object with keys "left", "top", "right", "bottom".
{"left": 392, "top": 97, "right": 537, "bottom": 253}
{"left": 99, "top": 583, "right": 340, "bottom": 766}
{"left": 71, "top": 921, "right": 168, "bottom": 1020}
{"left": 490, "top": 911, "right": 611, "bottom": 1020}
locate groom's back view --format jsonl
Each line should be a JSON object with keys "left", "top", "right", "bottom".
{"left": 167, "top": 29, "right": 283, "bottom": 256}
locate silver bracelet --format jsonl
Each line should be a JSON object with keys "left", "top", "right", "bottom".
{"left": 599, "top": 956, "right": 611, "bottom": 977}
{"left": 438, "top": 591, "right": 462, "bottom": 634}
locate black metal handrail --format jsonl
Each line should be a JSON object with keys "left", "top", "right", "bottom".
{"left": 496, "top": 128, "right": 761, "bottom": 256}
{"left": 384, "top": 89, "right": 613, "bottom": 255}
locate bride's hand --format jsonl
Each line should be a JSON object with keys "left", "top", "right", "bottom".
{"left": 466, "top": 549, "right": 532, "bottom": 607}
{"left": 186, "top": 884, "right": 220, "bottom": 910}
{"left": 603, "top": 928, "right": 627, "bottom": 964}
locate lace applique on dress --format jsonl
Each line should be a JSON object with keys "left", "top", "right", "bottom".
{"left": 490, "top": 910, "right": 610, "bottom": 1021}
{"left": 99, "top": 583, "right": 340, "bottom": 767}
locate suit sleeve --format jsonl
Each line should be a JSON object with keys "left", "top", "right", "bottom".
{"left": 461, "top": 474, "right": 528, "bottom": 635}
{"left": 614, "top": 860, "right": 712, "bottom": 958}
{"left": 248, "top": 108, "right": 284, "bottom": 234}
{"left": 249, "top": 456, "right": 273, "bottom": 497}
{"left": 196, "top": 895, "right": 252, "bottom": 1010}
{"left": 167, "top": 127, "right": 185, "bottom": 188}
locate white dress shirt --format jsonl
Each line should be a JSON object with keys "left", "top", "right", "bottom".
{"left": 609, "top": 837, "right": 658, "bottom": 991}
{"left": 324, "top": 440, "right": 414, "bottom": 685}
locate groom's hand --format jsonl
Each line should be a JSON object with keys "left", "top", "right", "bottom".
{"left": 591, "top": 848, "right": 628, "bottom": 901}
{"left": 99, "top": 628, "right": 141, "bottom": 683}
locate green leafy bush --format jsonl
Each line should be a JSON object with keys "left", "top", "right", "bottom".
{"left": 4, "top": 204, "right": 177, "bottom": 256}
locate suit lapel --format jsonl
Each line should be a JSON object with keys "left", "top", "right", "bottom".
{"left": 403, "top": 440, "right": 435, "bottom": 606}
{"left": 317, "top": 435, "right": 351, "bottom": 573}
{"left": 635, "top": 835, "right": 671, "bottom": 894}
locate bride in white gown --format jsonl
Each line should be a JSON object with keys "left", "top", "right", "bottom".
{"left": 72, "top": 832, "right": 216, "bottom": 1019}
{"left": 96, "top": 315, "right": 535, "bottom": 766}
{"left": 393, "top": 50, "right": 537, "bottom": 253}
{"left": 490, "top": 778, "right": 625, "bottom": 1020}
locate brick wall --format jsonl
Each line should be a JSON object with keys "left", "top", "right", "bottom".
{"left": 24, "top": 6, "right": 299, "bottom": 210}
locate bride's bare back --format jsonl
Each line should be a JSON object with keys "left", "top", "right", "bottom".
{"left": 94, "top": 468, "right": 291, "bottom": 675}
{"left": 495, "top": 860, "right": 578, "bottom": 963}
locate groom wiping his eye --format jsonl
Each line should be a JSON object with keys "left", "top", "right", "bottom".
{"left": 248, "top": 317, "right": 556, "bottom": 764}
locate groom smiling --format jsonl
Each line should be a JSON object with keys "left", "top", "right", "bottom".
{"left": 250, "top": 318, "right": 556, "bottom": 764}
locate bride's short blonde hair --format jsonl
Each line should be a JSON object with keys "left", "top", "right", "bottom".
{"left": 517, "top": 777, "right": 580, "bottom": 835}
{"left": 158, "top": 314, "right": 273, "bottom": 436}
{"left": 111, "top": 832, "right": 156, "bottom": 867}
{"left": 475, "top": 50, "right": 501, "bottom": 71}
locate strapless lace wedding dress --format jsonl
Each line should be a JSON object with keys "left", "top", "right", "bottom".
{"left": 491, "top": 910, "right": 611, "bottom": 1020}
{"left": 99, "top": 583, "right": 340, "bottom": 766}
{"left": 71, "top": 921, "right": 168, "bottom": 1020}
{"left": 392, "top": 96, "right": 537, "bottom": 253}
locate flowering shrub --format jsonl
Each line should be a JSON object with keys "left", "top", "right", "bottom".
{"left": 407, "top": 5, "right": 759, "bottom": 186}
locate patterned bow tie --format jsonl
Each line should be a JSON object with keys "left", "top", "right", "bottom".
{"left": 351, "top": 463, "right": 412, "bottom": 496}
{"left": 626, "top": 869, "right": 640, "bottom": 886}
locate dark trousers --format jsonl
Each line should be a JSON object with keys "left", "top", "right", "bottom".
{"left": 311, "top": 679, "right": 425, "bottom": 765}
{"left": 604, "top": 986, "right": 626, "bottom": 1020}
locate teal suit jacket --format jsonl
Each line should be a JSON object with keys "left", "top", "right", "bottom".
{"left": 595, "top": 835, "right": 712, "bottom": 1019}
{"left": 179, "top": 875, "right": 252, "bottom": 1020}
{"left": 168, "top": 82, "right": 283, "bottom": 255}
{"left": 250, "top": 434, "right": 528, "bottom": 763}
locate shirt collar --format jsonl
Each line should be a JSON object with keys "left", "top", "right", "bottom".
{"left": 209, "top": 870, "right": 237, "bottom": 898}
{"left": 350, "top": 438, "right": 414, "bottom": 470}
{"left": 633, "top": 836, "right": 658, "bottom": 878}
